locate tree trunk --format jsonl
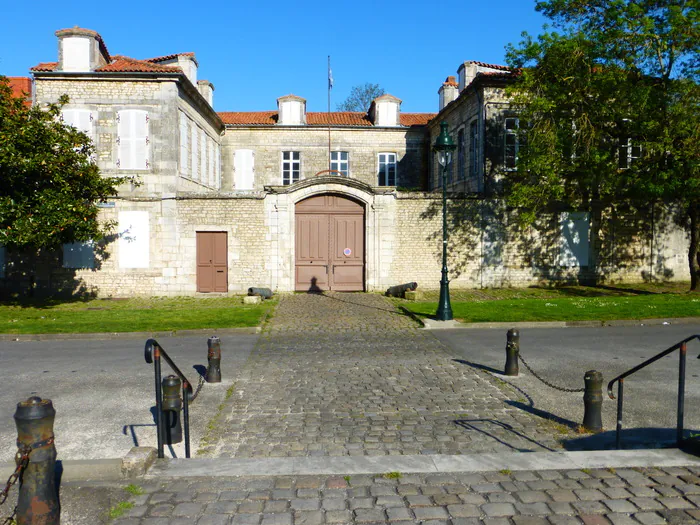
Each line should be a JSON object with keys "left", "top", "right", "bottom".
{"left": 690, "top": 203, "right": 700, "bottom": 291}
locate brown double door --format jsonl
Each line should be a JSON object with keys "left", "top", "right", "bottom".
{"left": 295, "top": 195, "right": 364, "bottom": 292}
{"left": 196, "top": 231, "right": 228, "bottom": 292}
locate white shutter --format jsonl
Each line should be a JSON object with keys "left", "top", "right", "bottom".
{"left": 118, "top": 211, "right": 149, "bottom": 268}
{"left": 62, "top": 109, "right": 92, "bottom": 136}
{"left": 234, "top": 149, "right": 255, "bottom": 190}
{"left": 134, "top": 110, "right": 149, "bottom": 170}
{"left": 200, "top": 130, "right": 206, "bottom": 184}
{"left": 117, "top": 110, "right": 133, "bottom": 169}
{"left": 559, "top": 212, "right": 590, "bottom": 267}
{"left": 191, "top": 122, "right": 198, "bottom": 180}
{"left": 179, "top": 112, "right": 188, "bottom": 176}
{"left": 216, "top": 144, "right": 221, "bottom": 188}
{"left": 208, "top": 139, "right": 214, "bottom": 186}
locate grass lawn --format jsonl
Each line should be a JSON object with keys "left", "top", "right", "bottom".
{"left": 0, "top": 296, "right": 273, "bottom": 334}
{"left": 398, "top": 282, "right": 700, "bottom": 323}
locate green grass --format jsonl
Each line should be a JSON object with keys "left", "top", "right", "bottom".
{"left": 398, "top": 283, "right": 699, "bottom": 323}
{"left": 0, "top": 296, "right": 273, "bottom": 334}
{"left": 108, "top": 501, "right": 134, "bottom": 519}
{"left": 124, "top": 484, "right": 144, "bottom": 496}
{"left": 404, "top": 294, "right": 699, "bottom": 322}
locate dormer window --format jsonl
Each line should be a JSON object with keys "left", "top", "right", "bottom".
{"left": 277, "top": 95, "right": 306, "bottom": 125}
{"left": 369, "top": 95, "right": 401, "bottom": 127}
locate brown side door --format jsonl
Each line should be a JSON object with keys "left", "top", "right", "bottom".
{"left": 197, "top": 232, "right": 228, "bottom": 292}
{"left": 295, "top": 195, "right": 364, "bottom": 292}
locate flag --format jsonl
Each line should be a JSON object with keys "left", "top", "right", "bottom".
{"left": 328, "top": 56, "right": 333, "bottom": 90}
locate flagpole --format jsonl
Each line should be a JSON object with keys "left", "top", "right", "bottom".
{"left": 328, "top": 55, "right": 331, "bottom": 172}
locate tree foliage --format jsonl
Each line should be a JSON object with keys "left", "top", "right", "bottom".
{"left": 505, "top": 0, "right": 700, "bottom": 288}
{"left": 336, "top": 83, "right": 385, "bottom": 112}
{"left": 0, "top": 76, "right": 134, "bottom": 249}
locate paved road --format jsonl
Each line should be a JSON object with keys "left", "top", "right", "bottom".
{"left": 0, "top": 333, "right": 258, "bottom": 462}
{"left": 432, "top": 325, "right": 700, "bottom": 449}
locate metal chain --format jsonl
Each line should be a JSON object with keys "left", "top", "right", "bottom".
{"left": 189, "top": 374, "right": 206, "bottom": 403}
{"left": 518, "top": 353, "right": 585, "bottom": 393}
{"left": 0, "top": 444, "right": 31, "bottom": 525}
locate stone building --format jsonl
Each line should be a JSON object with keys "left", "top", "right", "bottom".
{"left": 1, "top": 27, "right": 689, "bottom": 297}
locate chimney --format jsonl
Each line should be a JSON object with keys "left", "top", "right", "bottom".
{"left": 56, "top": 27, "right": 110, "bottom": 72}
{"left": 197, "top": 80, "right": 214, "bottom": 107}
{"left": 369, "top": 94, "right": 401, "bottom": 127}
{"left": 438, "top": 76, "right": 459, "bottom": 110}
{"left": 457, "top": 62, "right": 479, "bottom": 91}
{"left": 277, "top": 94, "right": 307, "bottom": 125}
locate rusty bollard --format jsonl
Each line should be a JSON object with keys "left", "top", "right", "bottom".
{"left": 14, "top": 396, "right": 59, "bottom": 525}
{"left": 583, "top": 370, "right": 604, "bottom": 432}
{"left": 505, "top": 328, "right": 520, "bottom": 376}
{"left": 161, "top": 375, "right": 183, "bottom": 445}
{"left": 207, "top": 336, "right": 222, "bottom": 383}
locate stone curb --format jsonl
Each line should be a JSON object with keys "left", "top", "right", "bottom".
{"left": 147, "top": 449, "right": 700, "bottom": 478}
{"left": 0, "top": 326, "right": 260, "bottom": 342}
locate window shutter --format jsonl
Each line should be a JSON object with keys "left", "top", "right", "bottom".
{"left": 117, "top": 110, "right": 132, "bottom": 169}
{"left": 216, "top": 144, "right": 221, "bottom": 188}
{"left": 200, "top": 130, "right": 206, "bottom": 184}
{"left": 191, "top": 122, "right": 198, "bottom": 180}
{"left": 179, "top": 112, "right": 188, "bottom": 175}
{"left": 234, "top": 149, "right": 255, "bottom": 190}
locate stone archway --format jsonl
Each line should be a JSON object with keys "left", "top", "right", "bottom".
{"left": 295, "top": 194, "right": 365, "bottom": 292}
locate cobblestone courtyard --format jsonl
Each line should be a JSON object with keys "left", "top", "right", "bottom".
{"left": 200, "top": 293, "right": 568, "bottom": 458}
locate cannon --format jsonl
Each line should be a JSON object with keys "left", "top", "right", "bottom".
{"left": 385, "top": 282, "right": 418, "bottom": 298}
{"left": 247, "top": 287, "right": 273, "bottom": 299}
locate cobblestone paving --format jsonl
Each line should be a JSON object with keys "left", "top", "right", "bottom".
{"left": 114, "top": 466, "right": 700, "bottom": 524}
{"left": 201, "top": 293, "right": 569, "bottom": 458}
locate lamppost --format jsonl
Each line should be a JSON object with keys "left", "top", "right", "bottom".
{"left": 433, "top": 122, "right": 456, "bottom": 321}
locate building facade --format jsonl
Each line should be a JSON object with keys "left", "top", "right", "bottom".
{"left": 1, "top": 28, "right": 689, "bottom": 297}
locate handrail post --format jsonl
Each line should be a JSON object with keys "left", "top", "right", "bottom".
{"left": 183, "top": 380, "right": 191, "bottom": 459}
{"left": 678, "top": 342, "right": 687, "bottom": 448}
{"left": 616, "top": 379, "right": 624, "bottom": 450}
{"left": 153, "top": 344, "right": 164, "bottom": 459}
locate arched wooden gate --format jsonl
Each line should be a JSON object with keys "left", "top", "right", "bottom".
{"left": 295, "top": 194, "right": 365, "bottom": 292}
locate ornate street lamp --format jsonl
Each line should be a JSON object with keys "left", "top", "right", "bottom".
{"left": 433, "top": 122, "right": 456, "bottom": 321}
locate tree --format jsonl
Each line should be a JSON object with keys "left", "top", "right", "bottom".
{"left": 504, "top": 0, "right": 700, "bottom": 288}
{"left": 336, "top": 83, "right": 385, "bottom": 112}
{"left": 0, "top": 76, "right": 134, "bottom": 249}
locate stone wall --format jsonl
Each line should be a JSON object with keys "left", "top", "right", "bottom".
{"left": 221, "top": 126, "right": 429, "bottom": 191}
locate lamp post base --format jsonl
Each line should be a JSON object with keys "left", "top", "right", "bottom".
{"left": 436, "top": 270, "right": 453, "bottom": 321}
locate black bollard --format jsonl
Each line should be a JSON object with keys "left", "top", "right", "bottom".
{"left": 14, "top": 396, "right": 59, "bottom": 525}
{"left": 161, "top": 375, "right": 183, "bottom": 445}
{"left": 505, "top": 328, "right": 520, "bottom": 376}
{"left": 582, "top": 370, "right": 603, "bottom": 432}
{"left": 207, "top": 336, "right": 222, "bottom": 383}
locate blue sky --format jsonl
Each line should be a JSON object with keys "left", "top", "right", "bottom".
{"left": 0, "top": 1, "right": 548, "bottom": 114}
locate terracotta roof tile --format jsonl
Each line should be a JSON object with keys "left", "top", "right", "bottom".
{"left": 466, "top": 60, "right": 512, "bottom": 71}
{"left": 145, "top": 52, "right": 196, "bottom": 63}
{"left": 97, "top": 55, "right": 182, "bottom": 73}
{"left": 8, "top": 77, "right": 32, "bottom": 107}
{"left": 30, "top": 62, "right": 58, "bottom": 72}
{"left": 219, "top": 111, "right": 435, "bottom": 127}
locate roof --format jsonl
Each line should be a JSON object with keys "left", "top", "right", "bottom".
{"left": 8, "top": 77, "right": 32, "bottom": 107}
{"left": 30, "top": 55, "right": 182, "bottom": 74}
{"left": 218, "top": 111, "right": 435, "bottom": 127}
{"left": 463, "top": 61, "right": 512, "bottom": 71}
{"left": 145, "top": 52, "right": 196, "bottom": 63}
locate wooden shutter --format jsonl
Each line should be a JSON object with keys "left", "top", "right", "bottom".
{"left": 234, "top": 149, "right": 255, "bottom": 190}
{"left": 118, "top": 110, "right": 148, "bottom": 170}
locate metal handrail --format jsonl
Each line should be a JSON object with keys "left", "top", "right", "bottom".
{"left": 607, "top": 334, "right": 700, "bottom": 450}
{"left": 144, "top": 338, "right": 194, "bottom": 459}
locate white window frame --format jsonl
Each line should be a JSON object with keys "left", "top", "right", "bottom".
{"left": 117, "top": 109, "right": 149, "bottom": 170}
{"left": 504, "top": 117, "right": 519, "bottom": 171}
{"left": 378, "top": 152, "right": 397, "bottom": 186}
{"left": 330, "top": 151, "right": 349, "bottom": 177}
{"left": 282, "top": 151, "right": 301, "bottom": 185}
{"left": 619, "top": 137, "right": 641, "bottom": 169}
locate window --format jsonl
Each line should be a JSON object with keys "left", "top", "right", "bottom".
{"left": 179, "top": 112, "right": 189, "bottom": 176}
{"left": 457, "top": 129, "right": 465, "bottom": 181}
{"left": 234, "top": 149, "right": 255, "bottom": 190}
{"left": 330, "top": 151, "right": 349, "bottom": 176}
{"left": 117, "top": 110, "right": 149, "bottom": 170}
{"left": 62, "top": 241, "right": 95, "bottom": 269}
{"left": 469, "top": 120, "right": 479, "bottom": 179}
{"left": 62, "top": 109, "right": 93, "bottom": 136}
{"left": 208, "top": 139, "right": 214, "bottom": 187}
{"left": 118, "top": 211, "right": 149, "bottom": 268}
{"left": 618, "top": 137, "right": 641, "bottom": 169}
{"left": 378, "top": 153, "right": 397, "bottom": 186}
{"left": 200, "top": 130, "right": 207, "bottom": 184}
{"left": 504, "top": 117, "right": 518, "bottom": 170}
{"left": 282, "top": 151, "right": 300, "bottom": 185}
{"left": 191, "top": 121, "right": 198, "bottom": 180}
